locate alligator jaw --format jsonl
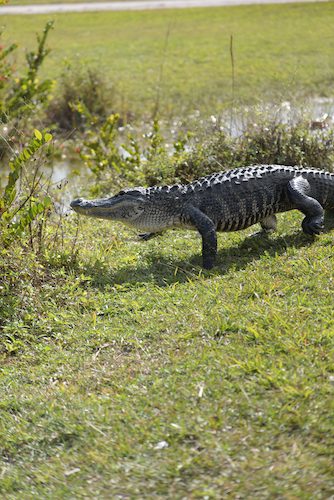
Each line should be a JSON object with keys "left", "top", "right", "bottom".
{"left": 70, "top": 196, "right": 122, "bottom": 218}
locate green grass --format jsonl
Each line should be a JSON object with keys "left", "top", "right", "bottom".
{"left": 2, "top": 3, "right": 334, "bottom": 116}
{"left": 1, "top": 211, "right": 334, "bottom": 497}
{"left": 1, "top": 4, "right": 334, "bottom": 496}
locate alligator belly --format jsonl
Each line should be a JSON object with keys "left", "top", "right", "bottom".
{"left": 216, "top": 211, "right": 267, "bottom": 232}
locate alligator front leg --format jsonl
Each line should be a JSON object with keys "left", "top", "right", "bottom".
{"left": 183, "top": 206, "right": 217, "bottom": 269}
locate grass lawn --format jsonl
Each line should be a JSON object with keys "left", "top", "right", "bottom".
{"left": 2, "top": 3, "right": 334, "bottom": 116}
{"left": 1, "top": 210, "right": 334, "bottom": 497}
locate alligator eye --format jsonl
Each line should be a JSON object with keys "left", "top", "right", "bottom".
{"left": 118, "top": 190, "right": 126, "bottom": 196}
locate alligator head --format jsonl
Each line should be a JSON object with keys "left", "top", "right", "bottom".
{"left": 70, "top": 187, "right": 180, "bottom": 232}
{"left": 71, "top": 187, "right": 147, "bottom": 220}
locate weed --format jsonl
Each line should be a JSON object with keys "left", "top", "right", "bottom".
{"left": 0, "top": 21, "right": 54, "bottom": 123}
{"left": 0, "top": 129, "right": 53, "bottom": 244}
{"left": 174, "top": 121, "right": 334, "bottom": 183}
{"left": 0, "top": 21, "right": 54, "bottom": 160}
{"left": 46, "top": 64, "right": 117, "bottom": 132}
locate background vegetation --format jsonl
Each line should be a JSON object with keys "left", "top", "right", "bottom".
{"left": 1, "top": 3, "right": 334, "bottom": 498}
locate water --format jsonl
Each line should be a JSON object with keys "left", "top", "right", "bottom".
{"left": 47, "top": 159, "right": 90, "bottom": 213}
{"left": 226, "top": 97, "right": 334, "bottom": 138}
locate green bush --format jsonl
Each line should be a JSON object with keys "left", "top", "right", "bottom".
{"left": 0, "top": 129, "right": 53, "bottom": 248}
{"left": 0, "top": 21, "right": 54, "bottom": 123}
{"left": 46, "top": 64, "right": 116, "bottom": 131}
{"left": 74, "top": 113, "right": 334, "bottom": 189}
{"left": 238, "top": 121, "right": 334, "bottom": 170}
{"left": 173, "top": 121, "right": 334, "bottom": 183}
{"left": 0, "top": 22, "right": 54, "bottom": 159}
{"left": 77, "top": 116, "right": 193, "bottom": 191}
{"left": 0, "top": 23, "right": 71, "bottom": 255}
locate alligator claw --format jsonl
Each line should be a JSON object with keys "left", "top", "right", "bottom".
{"left": 138, "top": 232, "right": 162, "bottom": 241}
{"left": 302, "top": 217, "right": 324, "bottom": 236}
{"left": 249, "top": 229, "right": 271, "bottom": 238}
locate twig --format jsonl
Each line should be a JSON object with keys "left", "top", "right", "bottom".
{"left": 9, "top": 172, "right": 43, "bottom": 220}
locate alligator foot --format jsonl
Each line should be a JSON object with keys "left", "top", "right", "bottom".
{"left": 287, "top": 177, "right": 325, "bottom": 236}
{"left": 138, "top": 232, "right": 162, "bottom": 241}
{"left": 302, "top": 216, "right": 324, "bottom": 235}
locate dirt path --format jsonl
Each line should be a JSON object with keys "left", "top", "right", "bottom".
{"left": 0, "top": 0, "right": 328, "bottom": 15}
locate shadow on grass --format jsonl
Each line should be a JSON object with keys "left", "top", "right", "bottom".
{"left": 81, "top": 231, "right": 316, "bottom": 289}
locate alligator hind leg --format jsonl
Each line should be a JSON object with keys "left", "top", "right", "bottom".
{"left": 260, "top": 214, "right": 277, "bottom": 233}
{"left": 287, "top": 177, "right": 324, "bottom": 235}
{"left": 138, "top": 232, "right": 163, "bottom": 241}
{"left": 249, "top": 215, "right": 277, "bottom": 238}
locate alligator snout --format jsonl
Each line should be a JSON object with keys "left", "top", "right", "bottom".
{"left": 70, "top": 198, "right": 84, "bottom": 208}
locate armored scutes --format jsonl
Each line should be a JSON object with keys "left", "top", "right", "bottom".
{"left": 71, "top": 165, "right": 334, "bottom": 269}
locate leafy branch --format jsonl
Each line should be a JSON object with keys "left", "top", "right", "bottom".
{"left": 0, "top": 21, "right": 54, "bottom": 123}
{"left": 0, "top": 129, "right": 53, "bottom": 239}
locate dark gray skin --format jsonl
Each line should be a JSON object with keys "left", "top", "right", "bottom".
{"left": 70, "top": 164, "right": 334, "bottom": 269}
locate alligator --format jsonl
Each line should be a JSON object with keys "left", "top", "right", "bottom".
{"left": 70, "top": 164, "right": 334, "bottom": 269}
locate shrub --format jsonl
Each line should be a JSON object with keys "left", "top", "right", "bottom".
{"left": 0, "top": 21, "right": 54, "bottom": 123}
{"left": 46, "top": 64, "right": 116, "bottom": 131}
{"left": 77, "top": 115, "right": 194, "bottom": 191}
{"left": 237, "top": 121, "right": 334, "bottom": 170}
{"left": 75, "top": 113, "right": 334, "bottom": 189}
{"left": 0, "top": 22, "right": 54, "bottom": 159}
{"left": 0, "top": 129, "right": 53, "bottom": 249}
{"left": 173, "top": 121, "right": 334, "bottom": 183}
